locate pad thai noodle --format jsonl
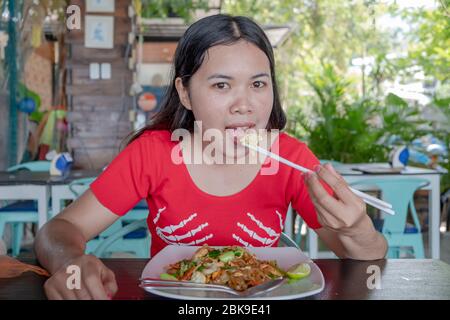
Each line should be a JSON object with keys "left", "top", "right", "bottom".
{"left": 160, "top": 245, "right": 286, "bottom": 291}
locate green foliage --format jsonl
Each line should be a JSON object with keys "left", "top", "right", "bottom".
{"left": 140, "top": 0, "right": 210, "bottom": 22}
{"left": 286, "top": 64, "right": 429, "bottom": 163}
{"left": 395, "top": 0, "right": 450, "bottom": 83}
{"left": 224, "top": 0, "right": 394, "bottom": 100}
{"left": 224, "top": 1, "right": 447, "bottom": 174}
{"left": 430, "top": 95, "right": 450, "bottom": 191}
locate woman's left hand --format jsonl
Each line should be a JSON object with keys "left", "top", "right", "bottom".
{"left": 304, "top": 163, "right": 372, "bottom": 236}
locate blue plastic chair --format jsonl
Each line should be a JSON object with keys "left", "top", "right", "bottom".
{"left": 0, "top": 161, "right": 51, "bottom": 256}
{"left": 279, "top": 232, "right": 299, "bottom": 249}
{"left": 93, "top": 219, "right": 149, "bottom": 257}
{"left": 67, "top": 178, "right": 151, "bottom": 258}
{"left": 293, "top": 215, "right": 310, "bottom": 251}
{"left": 7, "top": 161, "right": 51, "bottom": 173}
{"left": 350, "top": 178, "right": 428, "bottom": 258}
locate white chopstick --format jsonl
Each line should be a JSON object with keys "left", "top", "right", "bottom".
{"left": 243, "top": 143, "right": 395, "bottom": 215}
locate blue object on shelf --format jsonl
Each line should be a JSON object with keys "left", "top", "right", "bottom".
{"left": 50, "top": 153, "right": 73, "bottom": 176}
{"left": 389, "top": 146, "right": 409, "bottom": 167}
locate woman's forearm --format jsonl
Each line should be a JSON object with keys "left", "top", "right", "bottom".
{"left": 34, "top": 218, "right": 87, "bottom": 274}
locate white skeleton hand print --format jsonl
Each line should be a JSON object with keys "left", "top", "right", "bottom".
{"left": 232, "top": 211, "right": 284, "bottom": 247}
{"left": 153, "top": 207, "right": 213, "bottom": 246}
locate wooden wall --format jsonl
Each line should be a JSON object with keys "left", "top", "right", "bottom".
{"left": 66, "top": 0, "right": 133, "bottom": 169}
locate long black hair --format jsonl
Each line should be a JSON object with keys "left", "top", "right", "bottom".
{"left": 127, "top": 14, "right": 286, "bottom": 144}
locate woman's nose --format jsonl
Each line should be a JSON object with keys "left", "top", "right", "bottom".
{"left": 230, "top": 88, "right": 253, "bottom": 114}
{"left": 231, "top": 103, "right": 252, "bottom": 114}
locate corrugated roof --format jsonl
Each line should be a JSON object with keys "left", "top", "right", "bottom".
{"left": 139, "top": 18, "right": 292, "bottom": 48}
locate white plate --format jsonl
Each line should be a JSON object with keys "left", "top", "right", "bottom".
{"left": 140, "top": 245, "right": 324, "bottom": 300}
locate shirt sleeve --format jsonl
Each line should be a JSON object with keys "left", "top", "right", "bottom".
{"left": 290, "top": 144, "right": 334, "bottom": 230}
{"left": 90, "top": 135, "right": 153, "bottom": 216}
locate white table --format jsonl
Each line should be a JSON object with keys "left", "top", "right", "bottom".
{"left": 0, "top": 172, "right": 50, "bottom": 229}
{"left": 51, "top": 184, "right": 81, "bottom": 217}
{"left": 50, "top": 170, "right": 100, "bottom": 217}
{"left": 286, "top": 163, "right": 442, "bottom": 259}
{"left": 0, "top": 170, "right": 100, "bottom": 228}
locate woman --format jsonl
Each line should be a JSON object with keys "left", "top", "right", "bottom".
{"left": 35, "top": 14, "right": 387, "bottom": 300}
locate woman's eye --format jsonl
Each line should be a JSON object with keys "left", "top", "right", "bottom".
{"left": 252, "top": 81, "right": 266, "bottom": 88}
{"left": 213, "top": 82, "right": 230, "bottom": 89}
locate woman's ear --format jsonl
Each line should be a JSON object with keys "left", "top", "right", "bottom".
{"left": 175, "top": 77, "right": 192, "bottom": 110}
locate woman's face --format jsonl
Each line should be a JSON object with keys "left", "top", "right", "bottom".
{"left": 175, "top": 40, "right": 274, "bottom": 159}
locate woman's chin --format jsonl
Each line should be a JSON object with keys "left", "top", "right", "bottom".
{"left": 213, "top": 136, "right": 260, "bottom": 163}
{"left": 222, "top": 145, "right": 250, "bottom": 162}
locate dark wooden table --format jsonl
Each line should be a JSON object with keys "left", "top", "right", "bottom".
{"left": 1, "top": 259, "right": 449, "bottom": 300}
{"left": 0, "top": 170, "right": 101, "bottom": 186}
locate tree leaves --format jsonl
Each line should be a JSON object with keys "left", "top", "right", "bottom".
{"left": 286, "top": 64, "right": 429, "bottom": 163}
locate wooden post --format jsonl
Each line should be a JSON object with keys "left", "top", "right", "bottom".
{"left": 66, "top": 0, "right": 133, "bottom": 169}
{"left": 6, "top": 0, "right": 19, "bottom": 166}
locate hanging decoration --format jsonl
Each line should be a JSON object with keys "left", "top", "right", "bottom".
{"left": 17, "top": 82, "right": 41, "bottom": 114}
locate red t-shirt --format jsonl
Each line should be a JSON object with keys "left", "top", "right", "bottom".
{"left": 90, "top": 130, "right": 328, "bottom": 256}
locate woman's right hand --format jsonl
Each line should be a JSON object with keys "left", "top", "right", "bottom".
{"left": 44, "top": 254, "right": 118, "bottom": 300}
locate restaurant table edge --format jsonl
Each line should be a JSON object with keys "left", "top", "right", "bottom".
{"left": 0, "top": 258, "right": 449, "bottom": 300}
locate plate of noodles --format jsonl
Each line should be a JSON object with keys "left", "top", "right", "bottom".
{"left": 140, "top": 245, "right": 324, "bottom": 300}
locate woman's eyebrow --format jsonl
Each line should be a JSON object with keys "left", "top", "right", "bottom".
{"left": 207, "top": 74, "right": 233, "bottom": 80}
{"left": 207, "top": 73, "right": 270, "bottom": 80}
{"left": 251, "top": 73, "right": 270, "bottom": 79}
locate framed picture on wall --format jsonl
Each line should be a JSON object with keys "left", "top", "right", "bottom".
{"left": 85, "top": 16, "right": 114, "bottom": 49}
{"left": 86, "top": 0, "right": 115, "bottom": 13}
